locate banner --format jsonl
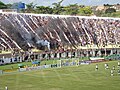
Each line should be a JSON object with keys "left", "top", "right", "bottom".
{"left": 19, "top": 65, "right": 51, "bottom": 72}
{"left": 0, "top": 70, "right": 3, "bottom": 74}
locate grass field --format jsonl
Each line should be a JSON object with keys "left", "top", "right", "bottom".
{"left": 0, "top": 60, "right": 120, "bottom": 90}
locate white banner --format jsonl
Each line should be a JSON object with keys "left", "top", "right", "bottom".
{"left": 19, "top": 65, "right": 51, "bottom": 72}
{"left": 0, "top": 70, "right": 3, "bottom": 74}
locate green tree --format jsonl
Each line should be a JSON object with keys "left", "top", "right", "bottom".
{"left": 64, "top": 4, "right": 79, "bottom": 15}
{"left": 0, "top": 1, "right": 7, "bottom": 9}
{"left": 82, "top": 6, "right": 92, "bottom": 15}
{"left": 104, "top": 4, "right": 112, "bottom": 7}
{"left": 94, "top": 10, "right": 104, "bottom": 16}
{"left": 35, "top": 6, "right": 53, "bottom": 14}
{"left": 105, "top": 8, "right": 116, "bottom": 14}
{"left": 25, "top": 2, "right": 36, "bottom": 13}
{"left": 52, "top": 0, "right": 64, "bottom": 14}
{"left": 79, "top": 6, "right": 92, "bottom": 16}
{"left": 6, "top": 4, "right": 12, "bottom": 9}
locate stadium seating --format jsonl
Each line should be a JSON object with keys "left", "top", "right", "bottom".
{"left": 0, "top": 13, "right": 120, "bottom": 51}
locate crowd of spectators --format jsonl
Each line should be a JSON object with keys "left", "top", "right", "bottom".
{"left": 0, "top": 13, "right": 120, "bottom": 51}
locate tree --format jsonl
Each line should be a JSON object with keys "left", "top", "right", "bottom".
{"left": 52, "top": 0, "right": 64, "bottom": 14}
{"left": 94, "top": 10, "right": 104, "bottom": 16}
{"left": 6, "top": 4, "right": 12, "bottom": 9}
{"left": 64, "top": 4, "right": 79, "bottom": 15}
{"left": 104, "top": 4, "right": 113, "bottom": 7}
{"left": 0, "top": 1, "right": 7, "bottom": 9}
{"left": 35, "top": 6, "right": 53, "bottom": 14}
{"left": 83, "top": 6, "right": 92, "bottom": 15}
{"left": 79, "top": 6, "right": 92, "bottom": 16}
{"left": 105, "top": 8, "right": 116, "bottom": 14}
{"left": 25, "top": 2, "right": 36, "bottom": 13}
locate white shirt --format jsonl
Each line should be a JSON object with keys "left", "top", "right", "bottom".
{"left": 5, "top": 86, "right": 8, "bottom": 90}
{"left": 96, "top": 65, "right": 98, "bottom": 68}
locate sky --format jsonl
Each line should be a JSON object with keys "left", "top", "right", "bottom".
{"left": 0, "top": 0, "right": 120, "bottom": 6}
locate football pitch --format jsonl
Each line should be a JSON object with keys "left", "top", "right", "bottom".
{"left": 0, "top": 61, "right": 120, "bottom": 90}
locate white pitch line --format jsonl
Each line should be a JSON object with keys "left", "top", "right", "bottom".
{"left": 66, "top": 68, "right": 80, "bottom": 80}
{"left": 23, "top": 73, "right": 71, "bottom": 78}
{"left": 53, "top": 69, "right": 62, "bottom": 81}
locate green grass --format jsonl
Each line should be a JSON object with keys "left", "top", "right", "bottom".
{"left": 0, "top": 60, "right": 120, "bottom": 90}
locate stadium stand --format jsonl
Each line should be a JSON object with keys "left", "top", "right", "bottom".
{"left": 0, "top": 13, "right": 120, "bottom": 61}
{"left": 0, "top": 13, "right": 120, "bottom": 50}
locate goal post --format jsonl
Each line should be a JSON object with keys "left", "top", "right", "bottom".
{"left": 57, "top": 60, "right": 62, "bottom": 68}
{"left": 57, "top": 58, "right": 80, "bottom": 67}
{"left": 0, "top": 70, "right": 3, "bottom": 74}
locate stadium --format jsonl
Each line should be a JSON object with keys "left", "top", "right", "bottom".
{"left": 0, "top": 12, "right": 120, "bottom": 90}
